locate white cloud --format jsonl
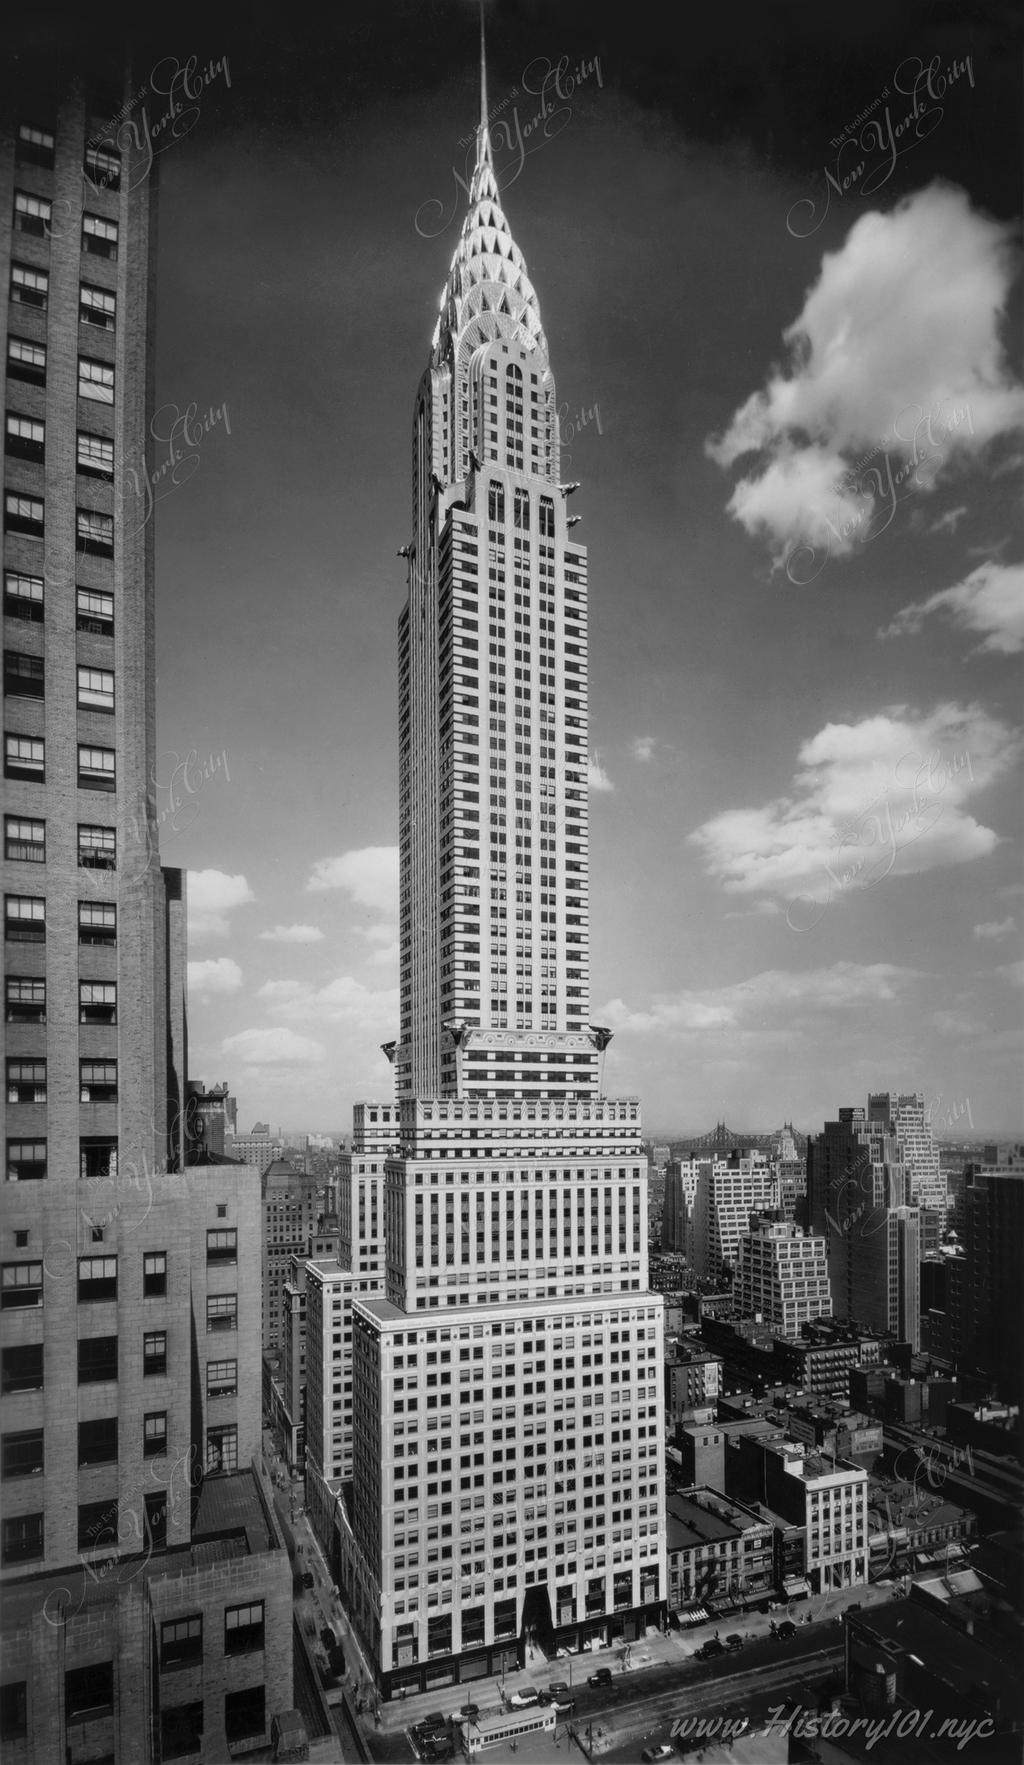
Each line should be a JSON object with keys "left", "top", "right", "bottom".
{"left": 188, "top": 957, "right": 243, "bottom": 995}
{"left": 973, "top": 917, "right": 1016, "bottom": 941}
{"left": 305, "top": 846, "right": 399, "bottom": 909}
{"left": 689, "top": 702, "right": 1019, "bottom": 923}
{"left": 260, "top": 972, "right": 399, "bottom": 1031}
{"left": 187, "top": 870, "right": 254, "bottom": 940}
{"left": 602, "top": 960, "right": 918, "bottom": 1036}
{"left": 706, "top": 186, "right": 1024, "bottom": 572}
{"left": 996, "top": 959, "right": 1024, "bottom": 987}
{"left": 880, "top": 562, "right": 1024, "bottom": 656}
{"left": 222, "top": 1027, "right": 326, "bottom": 1066}
{"left": 921, "top": 505, "right": 968, "bottom": 537}
{"left": 632, "top": 736, "right": 656, "bottom": 763}
{"left": 588, "top": 755, "right": 614, "bottom": 792}
{"left": 257, "top": 924, "right": 325, "bottom": 944}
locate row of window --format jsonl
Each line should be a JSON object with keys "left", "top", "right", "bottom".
{"left": 0, "top": 1260, "right": 240, "bottom": 1317}
{"left": 3, "top": 1413, "right": 172, "bottom": 1471}
{"left": 6, "top": 410, "right": 115, "bottom": 481}
{"left": 5, "top": 573, "right": 114, "bottom": 631}
{"left": 2, "top": 1333, "right": 237, "bottom": 1397}
{"left": 1, "top": 1675, "right": 266, "bottom": 1754}
{"left": 6, "top": 496, "right": 114, "bottom": 552}
{"left": 4, "top": 655, "right": 115, "bottom": 710}
{"left": 5, "top": 819, "right": 119, "bottom": 867}
{"left": 5, "top": 740, "right": 115, "bottom": 787}
{"left": 14, "top": 120, "right": 123, "bottom": 183}
{"left": 10, "top": 213, "right": 118, "bottom": 298}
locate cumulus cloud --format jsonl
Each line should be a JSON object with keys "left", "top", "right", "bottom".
{"left": 257, "top": 924, "right": 325, "bottom": 944}
{"left": 258, "top": 972, "right": 399, "bottom": 1031}
{"left": 632, "top": 736, "right": 656, "bottom": 763}
{"left": 602, "top": 960, "right": 918, "bottom": 1036}
{"left": 973, "top": 917, "right": 1016, "bottom": 941}
{"left": 222, "top": 1027, "right": 326, "bottom": 1066}
{"left": 188, "top": 957, "right": 243, "bottom": 996}
{"left": 706, "top": 186, "right": 1024, "bottom": 574}
{"left": 880, "top": 561, "right": 1024, "bottom": 655}
{"left": 305, "top": 846, "right": 399, "bottom": 909}
{"left": 689, "top": 702, "right": 1019, "bottom": 924}
{"left": 187, "top": 870, "right": 254, "bottom": 940}
{"left": 588, "top": 755, "right": 614, "bottom": 792}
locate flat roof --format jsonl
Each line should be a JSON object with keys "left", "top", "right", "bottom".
{"left": 851, "top": 1597, "right": 1022, "bottom": 1715}
{"left": 352, "top": 1291, "right": 665, "bottom": 1327}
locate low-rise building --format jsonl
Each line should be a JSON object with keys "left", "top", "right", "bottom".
{"left": 665, "top": 1486, "right": 774, "bottom": 1612}
{"left": 732, "top": 1435, "right": 869, "bottom": 1594}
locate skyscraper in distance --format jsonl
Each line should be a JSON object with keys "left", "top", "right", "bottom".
{"left": 327, "top": 16, "right": 667, "bottom": 1696}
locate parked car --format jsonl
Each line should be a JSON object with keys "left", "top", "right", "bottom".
{"left": 777, "top": 1620, "right": 797, "bottom": 1639}
{"left": 642, "top": 1748, "right": 675, "bottom": 1762}
{"left": 412, "top": 1712, "right": 448, "bottom": 1738}
{"left": 300, "top": 1572, "right": 314, "bottom": 1589}
{"left": 725, "top": 1634, "right": 744, "bottom": 1652}
{"left": 588, "top": 1667, "right": 613, "bottom": 1687}
{"left": 695, "top": 1638, "right": 725, "bottom": 1660}
{"left": 507, "top": 1687, "right": 539, "bottom": 1708}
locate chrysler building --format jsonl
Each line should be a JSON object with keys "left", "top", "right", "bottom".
{"left": 317, "top": 19, "right": 667, "bottom": 1698}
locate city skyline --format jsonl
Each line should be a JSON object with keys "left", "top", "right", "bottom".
{"left": 24, "top": 0, "right": 1019, "bottom": 1133}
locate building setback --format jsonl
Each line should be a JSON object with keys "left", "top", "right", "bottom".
{"left": 0, "top": 63, "right": 291, "bottom": 1759}
{"left": 312, "top": 25, "right": 666, "bottom": 1699}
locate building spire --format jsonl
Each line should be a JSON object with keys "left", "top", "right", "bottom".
{"left": 476, "top": 0, "right": 492, "bottom": 171}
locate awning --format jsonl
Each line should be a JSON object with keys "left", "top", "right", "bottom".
{"left": 679, "top": 1605, "right": 710, "bottom": 1626}
{"left": 783, "top": 1578, "right": 811, "bottom": 1596}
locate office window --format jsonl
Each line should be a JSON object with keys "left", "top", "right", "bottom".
{"left": 6, "top": 337, "right": 46, "bottom": 386}
{"left": 79, "top": 902, "right": 116, "bottom": 946}
{"left": 145, "top": 1490, "right": 168, "bottom": 1549}
{"left": 81, "top": 1060, "right": 117, "bottom": 1103}
{"left": 79, "top": 981, "right": 117, "bottom": 1024}
{"left": 5, "top": 978, "right": 45, "bottom": 1023}
{"left": 206, "top": 1229, "right": 237, "bottom": 1265}
{"left": 207, "top": 1424, "right": 238, "bottom": 1474}
{"left": 160, "top": 1702, "right": 203, "bottom": 1758}
{"left": 10, "top": 264, "right": 48, "bottom": 309}
{"left": 76, "top": 508, "right": 114, "bottom": 557}
{"left": 0, "top": 1682, "right": 27, "bottom": 1743}
{"left": 78, "top": 1255, "right": 116, "bottom": 1302}
{"left": 82, "top": 213, "right": 118, "bottom": 259}
{"left": 6, "top": 1140, "right": 46, "bottom": 1182}
{"left": 207, "top": 1359, "right": 237, "bottom": 1397}
{"left": 5, "top": 896, "right": 44, "bottom": 942}
{"left": 7, "top": 1062, "right": 45, "bottom": 1108}
{"left": 64, "top": 1661, "right": 114, "bottom": 1719}
{"left": 224, "top": 1686, "right": 265, "bottom": 1744}
{"left": 5, "top": 818, "right": 44, "bottom": 863}
{"left": 2, "top": 1342, "right": 44, "bottom": 1393}
{"left": 1, "top": 1429, "right": 44, "bottom": 1479}
{"left": 84, "top": 144, "right": 121, "bottom": 190}
{"left": 4, "top": 492, "right": 44, "bottom": 537}
{"left": 206, "top": 1294, "right": 237, "bottom": 1332}
{"left": 161, "top": 1615, "right": 202, "bottom": 1669}
{"left": 143, "top": 1251, "right": 166, "bottom": 1295}
{"left": 78, "top": 1416, "right": 117, "bottom": 1466}
{"left": 79, "top": 283, "right": 116, "bottom": 329}
{"left": 144, "top": 1412, "right": 168, "bottom": 1458}
{"left": 77, "top": 432, "right": 114, "bottom": 479}
{"left": 78, "top": 745, "right": 115, "bottom": 791}
{"left": 13, "top": 191, "right": 50, "bottom": 235}
{"left": 5, "top": 412, "right": 45, "bottom": 461}
{"left": 76, "top": 586, "right": 115, "bottom": 634}
{"left": 0, "top": 1263, "right": 42, "bottom": 1310}
{"left": 4, "top": 652, "right": 44, "bottom": 699}
{"left": 2, "top": 1512, "right": 43, "bottom": 1563}
{"left": 5, "top": 735, "right": 44, "bottom": 780}
{"left": 144, "top": 1331, "right": 167, "bottom": 1375}
{"left": 77, "top": 824, "right": 116, "bottom": 869}
{"left": 78, "top": 1335, "right": 117, "bottom": 1384}
{"left": 4, "top": 570, "right": 44, "bottom": 620}
{"left": 224, "top": 1601, "right": 264, "bottom": 1654}
{"left": 80, "top": 1138, "right": 117, "bottom": 1179}
{"left": 77, "top": 667, "right": 115, "bottom": 712}
{"left": 16, "top": 122, "right": 55, "bottom": 167}
{"left": 78, "top": 357, "right": 114, "bottom": 403}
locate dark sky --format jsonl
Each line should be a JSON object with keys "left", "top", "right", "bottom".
{"left": 9, "top": 2, "right": 1022, "bottom": 1133}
